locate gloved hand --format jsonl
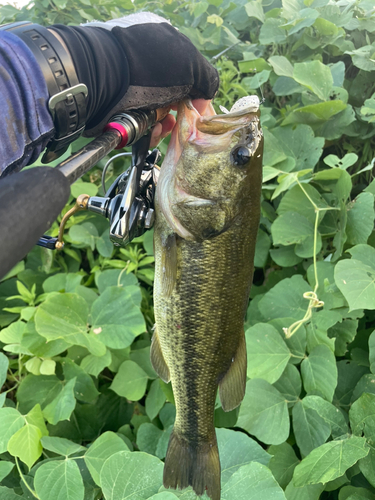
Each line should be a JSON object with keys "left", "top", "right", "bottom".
{"left": 50, "top": 13, "right": 219, "bottom": 142}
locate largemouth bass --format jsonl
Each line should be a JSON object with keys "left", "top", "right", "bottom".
{"left": 151, "top": 96, "right": 263, "bottom": 500}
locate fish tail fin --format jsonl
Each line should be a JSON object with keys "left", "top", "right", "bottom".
{"left": 163, "top": 429, "right": 220, "bottom": 500}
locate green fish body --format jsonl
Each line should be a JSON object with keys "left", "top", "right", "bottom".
{"left": 152, "top": 98, "right": 263, "bottom": 500}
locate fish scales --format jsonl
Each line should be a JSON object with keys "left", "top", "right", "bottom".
{"left": 152, "top": 98, "right": 263, "bottom": 500}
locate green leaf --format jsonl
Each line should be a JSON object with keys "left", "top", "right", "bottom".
{"left": 293, "top": 436, "right": 369, "bottom": 486}
{"left": 137, "top": 423, "right": 163, "bottom": 456}
{"left": 245, "top": 323, "right": 290, "bottom": 383}
{"left": 244, "top": 1, "right": 264, "bottom": 22}
{"left": 258, "top": 275, "right": 312, "bottom": 321}
{"left": 35, "top": 293, "right": 105, "bottom": 356}
{"left": 17, "top": 374, "right": 62, "bottom": 413}
{"left": 334, "top": 360, "right": 369, "bottom": 408}
{"left": 301, "top": 344, "right": 338, "bottom": 401}
{"left": 338, "top": 486, "right": 375, "bottom": 500}
{"left": 217, "top": 428, "right": 271, "bottom": 484}
{"left": 283, "top": 100, "right": 347, "bottom": 126}
{"left": 146, "top": 380, "right": 167, "bottom": 421}
{"left": 0, "top": 487, "right": 23, "bottom": 500}
{"left": 0, "top": 407, "right": 25, "bottom": 453}
{"left": 272, "top": 212, "right": 315, "bottom": 246}
{"left": 43, "top": 378, "right": 77, "bottom": 425}
{"left": 335, "top": 245, "right": 375, "bottom": 311}
{"left": 100, "top": 450, "right": 163, "bottom": 499}
{"left": 293, "top": 60, "right": 333, "bottom": 100}
{"left": 7, "top": 423, "right": 42, "bottom": 469}
{"left": 62, "top": 358, "right": 99, "bottom": 403}
{"left": 346, "top": 193, "right": 375, "bottom": 246}
{"left": 302, "top": 395, "right": 348, "bottom": 438}
{"left": 237, "top": 379, "right": 289, "bottom": 445}
{"left": 254, "top": 229, "right": 271, "bottom": 268}
{"left": 273, "top": 364, "right": 301, "bottom": 405}
{"left": 0, "top": 320, "right": 26, "bottom": 343}
{"left": 41, "top": 436, "right": 86, "bottom": 456}
{"left": 370, "top": 331, "right": 375, "bottom": 374}
{"left": 95, "top": 269, "right": 138, "bottom": 294}
{"left": 34, "top": 459, "right": 85, "bottom": 500}
{"left": 221, "top": 461, "right": 287, "bottom": 499}
{"left": 80, "top": 349, "right": 112, "bottom": 377}
{"left": 259, "top": 18, "right": 287, "bottom": 45}
{"left": 268, "top": 442, "right": 299, "bottom": 489}
{"left": 0, "top": 352, "right": 8, "bottom": 389}
{"left": 84, "top": 431, "right": 130, "bottom": 486}
{"left": 349, "top": 392, "right": 375, "bottom": 437}
{"left": 43, "top": 273, "right": 83, "bottom": 293}
{"left": 277, "top": 184, "right": 329, "bottom": 225}
{"left": 110, "top": 360, "right": 148, "bottom": 401}
{"left": 90, "top": 286, "right": 145, "bottom": 349}
{"left": 70, "top": 181, "right": 98, "bottom": 198}
{"left": 25, "top": 404, "right": 48, "bottom": 437}
{"left": 69, "top": 222, "right": 98, "bottom": 250}
{"left": 0, "top": 461, "right": 14, "bottom": 482}
{"left": 284, "top": 482, "right": 324, "bottom": 500}
{"left": 268, "top": 55, "right": 294, "bottom": 77}
{"left": 292, "top": 400, "right": 331, "bottom": 457}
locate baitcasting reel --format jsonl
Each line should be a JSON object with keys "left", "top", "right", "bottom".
{"left": 37, "top": 109, "right": 163, "bottom": 250}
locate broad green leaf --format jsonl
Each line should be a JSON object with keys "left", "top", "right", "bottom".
{"left": 346, "top": 192, "right": 375, "bottom": 246}
{"left": 293, "top": 436, "right": 369, "bottom": 486}
{"left": 277, "top": 184, "right": 329, "bottom": 224}
{"left": 221, "top": 461, "right": 286, "bottom": 499}
{"left": 370, "top": 331, "right": 375, "bottom": 374}
{"left": 146, "top": 379, "right": 167, "bottom": 421}
{"left": 352, "top": 374, "right": 375, "bottom": 402}
{"left": 282, "top": 100, "right": 347, "bottom": 126}
{"left": 259, "top": 18, "right": 287, "bottom": 45}
{"left": 329, "top": 319, "right": 358, "bottom": 356}
{"left": 272, "top": 212, "right": 315, "bottom": 246}
{"left": 0, "top": 352, "right": 8, "bottom": 388}
{"left": 285, "top": 482, "right": 324, "bottom": 500}
{"left": 7, "top": 423, "right": 42, "bottom": 469}
{"left": 237, "top": 379, "right": 289, "bottom": 445}
{"left": 148, "top": 494, "right": 179, "bottom": 500}
{"left": 258, "top": 275, "right": 312, "bottom": 321}
{"left": 273, "top": 364, "right": 301, "bottom": 405}
{"left": 292, "top": 401, "right": 331, "bottom": 457}
{"left": 41, "top": 436, "right": 86, "bottom": 456}
{"left": 302, "top": 395, "right": 348, "bottom": 438}
{"left": 270, "top": 245, "right": 303, "bottom": 267}
{"left": 268, "top": 442, "right": 299, "bottom": 489}
{"left": 268, "top": 55, "right": 294, "bottom": 77}
{"left": 254, "top": 229, "right": 271, "bottom": 268}
{"left": 245, "top": 323, "right": 290, "bottom": 383}
{"left": 0, "top": 461, "right": 14, "bottom": 482}
{"left": 301, "top": 344, "right": 338, "bottom": 401}
{"left": 217, "top": 428, "right": 271, "bottom": 484}
{"left": 80, "top": 349, "right": 112, "bottom": 377}
{"left": 90, "top": 286, "right": 145, "bottom": 349}
{"left": 130, "top": 346, "right": 157, "bottom": 379}
{"left": 293, "top": 60, "right": 333, "bottom": 100}
{"left": 43, "top": 378, "right": 77, "bottom": 425}
{"left": 17, "top": 374, "right": 62, "bottom": 413}
{"left": 0, "top": 407, "right": 25, "bottom": 453}
{"left": 69, "top": 222, "right": 98, "bottom": 250}
{"left": 70, "top": 180, "right": 98, "bottom": 198}
{"left": 34, "top": 459, "right": 84, "bottom": 500}
{"left": 25, "top": 404, "right": 48, "bottom": 437}
{"left": 40, "top": 359, "right": 56, "bottom": 376}
{"left": 62, "top": 358, "right": 99, "bottom": 403}
{"left": 137, "top": 423, "right": 163, "bottom": 456}
{"left": 335, "top": 246, "right": 375, "bottom": 311}
{"left": 334, "top": 360, "right": 369, "bottom": 408}
{"left": 273, "top": 76, "right": 305, "bottom": 96}
{"left": 349, "top": 392, "right": 375, "bottom": 437}
{"left": 95, "top": 269, "right": 138, "bottom": 294}
{"left": 0, "top": 320, "right": 26, "bottom": 343}
{"left": 244, "top": 1, "right": 264, "bottom": 22}
{"left": 100, "top": 450, "right": 163, "bottom": 499}
{"left": 338, "top": 486, "right": 374, "bottom": 500}
{"left": 110, "top": 360, "right": 148, "bottom": 401}
{"left": 84, "top": 431, "right": 130, "bottom": 486}
{"left": 271, "top": 125, "right": 324, "bottom": 172}
{"left": 35, "top": 293, "right": 105, "bottom": 356}
{"left": 42, "top": 273, "right": 83, "bottom": 293}
{"left": 0, "top": 487, "right": 23, "bottom": 500}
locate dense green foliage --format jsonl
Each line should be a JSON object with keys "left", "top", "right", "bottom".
{"left": 0, "top": 0, "right": 375, "bottom": 499}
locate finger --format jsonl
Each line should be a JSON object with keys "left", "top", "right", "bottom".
{"left": 150, "top": 113, "right": 176, "bottom": 147}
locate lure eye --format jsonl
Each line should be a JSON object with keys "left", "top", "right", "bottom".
{"left": 231, "top": 146, "right": 251, "bottom": 167}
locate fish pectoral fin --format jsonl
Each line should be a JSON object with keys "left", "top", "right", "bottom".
{"left": 150, "top": 328, "right": 170, "bottom": 383}
{"left": 161, "top": 233, "right": 177, "bottom": 297}
{"left": 219, "top": 330, "right": 247, "bottom": 412}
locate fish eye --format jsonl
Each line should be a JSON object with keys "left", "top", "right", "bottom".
{"left": 231, "top": 146, "right": 251, "bottom": 167}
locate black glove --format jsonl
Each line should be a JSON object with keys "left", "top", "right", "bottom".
{"left": 51, "top": 13, "right": 219, "bottom": 137}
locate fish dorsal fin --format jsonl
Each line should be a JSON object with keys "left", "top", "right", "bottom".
{"left": 150, "top": 328, "right": 170, "bottom": 383}
{"left": 161, "top": 233, "right": 177, "bottom": 297}
{"left": 219, "top": 330, "right": 247, "bottom": 412}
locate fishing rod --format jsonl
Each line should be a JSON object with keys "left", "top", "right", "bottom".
{"left": 0, "top": 107, "right": 167, "bottom": 279}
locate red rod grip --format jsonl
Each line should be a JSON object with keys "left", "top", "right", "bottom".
{"left": 103, "top": 122, "right": 129, "bottom": 149}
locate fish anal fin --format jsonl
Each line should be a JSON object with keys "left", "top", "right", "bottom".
{"left": 150, "top": 329, "right": 170, "bottom": 383}
{"left": 161, "top": 233, "right": 177, "bottom": 297}
{"left": 164, "top": 430, "right": 221, "bottom": 500}
{"left": 219, "top": 331, "right": 247, "bottom": 412}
